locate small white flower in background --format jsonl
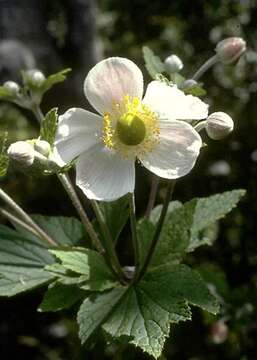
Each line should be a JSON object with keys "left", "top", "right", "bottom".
{"left": 54, "top": 57, "right": 209, "bottom": 201}
{"left": 164, "top": 54, "right": 184, "bottom": 73}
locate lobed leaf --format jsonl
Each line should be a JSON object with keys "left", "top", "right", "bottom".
{"left": 41, "top": 68, "right": 71, "bottom": 93}
{"left": 0, "top": 225, "right": 54, "bottom": 296}
{"left": 142, "top": 46, "right": 165, "bottom": 79}
{"left": 98, "top": 196, "right": 129, "bottom": 244}
{"left": 39, "top": 281, "right": 85, "bottom": 312}
{"left": 50, "top": 247, "right": 118, "bottom": 291}
{"left": 40, "top": 107, "right": 58, "bottom": 147}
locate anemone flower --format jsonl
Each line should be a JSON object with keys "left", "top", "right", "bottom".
{"left": 55, "top": 57, "right": 208, "bottom": 201}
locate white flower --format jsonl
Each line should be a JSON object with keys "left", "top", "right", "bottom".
{"left": 54, "top": 57, "right": 208, "bottom": 201}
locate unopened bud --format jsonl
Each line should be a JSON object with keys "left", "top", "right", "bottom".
{"left": 164, "top": 54, "right": 183, "bottom": 73}
{"left": 7, "top": 141, "right": 34, "bottom": 166}
{"left": 206, "top": 112, "right": 234, "bottom": 140}
{"left": 215, "top": 37, "right": 246, "bottom": 64}
{"left": 26, "top": 70, "right": 46, "bottom": 87}
{"left": 34, "top": 140, "right": 51, "bottom": 157}
{"left": 182, "top": 79, "right": 198, "bottom": 89}
{"left": 210, "top": 321, "right": 228, "bottom": 344}
{"left": 3, "top": 81, "right": 20, "bottom": 95}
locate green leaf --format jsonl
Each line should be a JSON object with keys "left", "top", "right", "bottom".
{"left": 40, "top": 107, "right": 58, "bottom": 147}
{"left": 41, "top": 68, "right": 71, "bottom": 93}
{"left": 99, "top": 196, "right": 129, "bottom": 243}
{"left": 78, "top": 287, "right": 127, "bottom": 344}
{"left": 0, "top": 86, "right": 15, "bottom": 100}
{"left": 39, "top": 282, "right": 85, "bottom": 312}
{"left": 0, "top": 131, "right": 9, "bottom": 177}
{"left": 188, "top": 189, "right": 246, "bottom": 251}
{"left": 146, "top": 190, "right": 246, "bottom": 268}
{"left": 170, "top": 73, "right": 186, "bottom": 87}
{"left": 150, "top": 200, "right": 197, "bottom": 268}
{"left": 142, "top": 46, "right": 165, "bottom": 79}
{"left": 16, "top": 215, "right": 86, "bottom": 246}
{"left": 0, "top": 225, "right": 54, "bottom": 296}
{"left": 50, "top": 247, "right": 118, "bottom": 291}
{"left": 149, "top": 201, "right": 182, "bottom": 225}
{"left": 184, "top": 85, "right": 207, "bottom": 96}
{"left": 103, "top": 264, "right": 218, "bottom": 359}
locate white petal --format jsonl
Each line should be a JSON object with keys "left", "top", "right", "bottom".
{"left": 76, "top": 144, "right": 135, "bottom": 201}
{"left": 143, "top": 81, "right": 209, "bottom": 121}
{"left": 54, "top": 108, "right": 102, "bottom": 165}
{"left": 84, "top": 57, "right": 144, "bottom": 115}
{"left": 139, "top": 120, "right": 202, "bottom": 179}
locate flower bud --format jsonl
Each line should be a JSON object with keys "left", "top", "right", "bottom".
{"left": 210, "top": 321, "right": 228, "bottom": 344}
{"left": 7, "top": 141, "right": 34, "bottom": 166}
{"left": 215, "top": 37, "right": 246, "bottom": 64}
{"left": 164, "top": 54, "right": 183, "bottom": 73}
{"left": 25, "top": 69, "right": 46, "bottom": 87}
{"left": 206, "top": 112, "right": 234, "bottom": 140}
{"left": 182, "top": 79, "right": 198, "bottom": 89}
{"left": 34, "top": 140, "right": 51, "bottom": 157}
{"left": 3, "top": 81, "right": 20, "bottom": 95}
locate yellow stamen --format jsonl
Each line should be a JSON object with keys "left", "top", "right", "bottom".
{"left": 102, "top": 95, "right": 160, "bottom": 159}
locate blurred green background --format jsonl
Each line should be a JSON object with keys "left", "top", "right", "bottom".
{"left": 0, "top": 0, "right": 256, "bottom": 359}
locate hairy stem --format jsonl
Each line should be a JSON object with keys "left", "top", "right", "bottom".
{"left": 31, "top": 104, "right": 44, "bottom": 123}
{"left": 145, "top": 175, "right": 159, "bottom": 218}
{"left": 139, "top": 180, "right": 176, "bottom": 279}
{"left": 91, "top": 200, "right": 125, "bottom": 281}
{"left": 57, "top": 173, "right": 105, "bottom": 254}
{"left": 0, "top": 208, "right": 42, "bottom": 238}
{"left": 128, "top": 193, "right": 140, "bottom": 281}
{"left": 0, "top": 188, "right": 56, "bottom": 246}
{"left": 192, "top": 54, "right": 219, "bottom": 81}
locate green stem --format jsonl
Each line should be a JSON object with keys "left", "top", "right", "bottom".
{"left": 194, "top": 120, "right": 207, "bottom": 132}
{"left": 31, "top": 104, "right": 44, "bottom": 123}
{"left": 0, "top": 208, "right": 42, "bottom": 238}
{"left": 191, "top": 54, "right": 218, "bottom": 81}
{"left": 138, "top": 180, "right": 176, "bottom": 280}
{"left": 57, "top": 174, "right": 105, "bottom": 255}
{"left": 145, "top": 175, "right": 159, "bottom": 218}
{"left": 128, "top": 193, "right": 140, "bottom": 281}
{"left": 91, "top": 200, "right": 125, "bottom": 282}
{"left": 0, "top": 188, "right": 56, "bottom": 246}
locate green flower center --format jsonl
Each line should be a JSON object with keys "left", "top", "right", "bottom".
{"left": 116, "top": 112, "right": 146, "bottom": 146}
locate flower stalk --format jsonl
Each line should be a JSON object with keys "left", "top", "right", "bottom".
{"left": 57, "top": 173, "right": 105, "bottom": 255}
{"left": 192, "top": 54, "right": 219, "bottom": 81}
{"left": 0, "top": 188, "right": 56, "bottom": 246}
{"left": 139, "top": 180, "right": 176, "bottom": 279}
{"left": 145, "top": 175, "right": 160, "bottom": 218}
{"left": 128, "top": 193, "right": 140, "bottom": 281}
{"left": 91, "top": 200, "right": 125, "bottom": 282}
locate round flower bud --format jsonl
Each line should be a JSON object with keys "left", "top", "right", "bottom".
{"left": 182, "top": 79, "right": 198, "bottom": 89}
{"left": 3, "top": 81, "right": 20, "bottom": 95}
{"left": 7, "top": 141, "right": 35, "bottom": 166}
{"left": 26, "top": 69, "right": 46, "bottom": 86}
{"left": 164, "top": 54, "right": 184, "bottom": 73}
{"left": 34, "top": 140, "right": 51, "bottom": 157}
{"left": 206, "top": 112, "right": 234, "bottom": 140}
{"left": 210, "top": 321, "right": 228, "bottom": 344}
{"left": 215, "top": 37, "right": 246, "bottom": 64}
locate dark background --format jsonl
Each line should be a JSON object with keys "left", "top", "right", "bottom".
{"left": 0, "top": 0, "right": 256, "bottom": 359}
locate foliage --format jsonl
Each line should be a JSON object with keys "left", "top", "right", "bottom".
{"left": 0, "top": 189, "right": 245, "bottom": 358}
